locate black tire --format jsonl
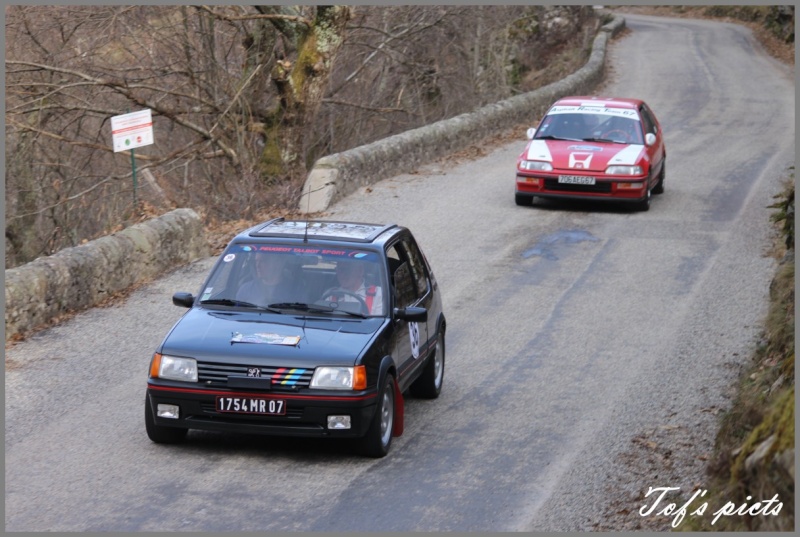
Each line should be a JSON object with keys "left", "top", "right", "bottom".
{"left": 145, "top": 397, "right": 188, "bottom": 444}
{"left": 652, "top": 160, "right": 665, "bottom": 194}
{"left": 515, "top": 193, "right": 534, "bottom": 206}
{"left": 359, "top": 374, "right": 396, "bottom": 458}
{"left": 635, "top": 186, "right": 651, "bottom": 212}
{"left": 410, "top": 331, "right": 445, "bottom": 399}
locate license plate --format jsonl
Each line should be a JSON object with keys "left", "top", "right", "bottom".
{"left": 558, "top": 175, "right": 596, "bottom": 185}
{"left": 216, "top": 397, "right": 286, "bottom": 415}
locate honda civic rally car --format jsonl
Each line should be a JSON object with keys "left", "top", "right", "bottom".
{"left": 145, "top": 218, "right": 446, "bottom": 457}
{"left": 515, "top": 96, "right": 666, "bottom": 211}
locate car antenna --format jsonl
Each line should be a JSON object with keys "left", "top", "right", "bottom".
{"left": 303, "top": 182, "right": 310, "bottom": 243}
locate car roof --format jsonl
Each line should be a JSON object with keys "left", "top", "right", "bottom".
{"left": 236, "top": 217, "right": 402, "bottom": 245}
{"left": 550, "top": 96, "right": 644, "bottom": 110}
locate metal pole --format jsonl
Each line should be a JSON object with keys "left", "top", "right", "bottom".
{"left": 131, "top": 147, "right": 137, "bottom": 208}
{"left": 125, "top": 107, "right": 138, "bottom": 209}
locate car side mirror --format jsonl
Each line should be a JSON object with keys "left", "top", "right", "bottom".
{"left": 645, "top": 132, "right": 657, "bottom": 146}
{"left": 173, "top": 292, "right": 195, "bottom": 308}
{"left": 526, "top": 127, "right": 536, "bottom": 140}
{"left": 393, "top": 306, "right": 427, "bottom": 322}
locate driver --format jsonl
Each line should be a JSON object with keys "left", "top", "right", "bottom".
{"left": 322, "top": 259, "right": 383, "bottom": 315}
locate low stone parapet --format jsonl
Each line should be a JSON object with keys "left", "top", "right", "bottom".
{"left": 298, "top": 15, "right": 625, "bottom": 213}
{"left": 5, "top": 208, "right": 209, "bottom": 341}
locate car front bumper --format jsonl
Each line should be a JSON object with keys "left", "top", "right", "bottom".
{"left": 516, "top": 174, "right": 649, "bottom": 204}
{"left": 146, "top": 382, "right": 378, "bottom": 438}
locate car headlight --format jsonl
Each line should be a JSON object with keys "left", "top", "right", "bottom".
{"left": 310, "top": 366, "right": 367, "bottom": 390}
{"left": 519, "top": 160, "right": 553, "bottom": 172}
{"left": 605, "top": 165, "right": 643, "bottom": 175}
{"left": 150, "top": 353, "right": 198, "bottom": 382}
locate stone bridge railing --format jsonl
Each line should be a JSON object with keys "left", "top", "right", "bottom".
{"left": 298, "top": 14, "right": 625, "bottom": 212}
{"left": 5, "top": 14, "right": 625, "bottom": 341}
{"left": 5, "top": 208, "right": 209, "bottom": 341}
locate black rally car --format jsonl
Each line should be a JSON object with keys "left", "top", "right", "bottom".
{"left": 145, "top": 218, "right": 446, "bottom": 457}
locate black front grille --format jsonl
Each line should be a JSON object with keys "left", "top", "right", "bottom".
{"left": 197, "top": 361, "right": 314, "bottom": 389}
{"left": 544, "top": 179, "right": 613, "bottom": 193}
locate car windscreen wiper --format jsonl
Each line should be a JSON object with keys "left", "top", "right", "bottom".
{"left": 200, "top": 298, "right": 281, "bottom": 313}
{"left": 268, "top": 302, "right": 324, "bottom": 311}
{"left": 269, "top": 302, "right": 368, "bottom": 318}
{"left": 536, "top": 135, "right": 581, "bottom": 142}
{"left": 582, "top": 136, "right": 625, "bottom": 144}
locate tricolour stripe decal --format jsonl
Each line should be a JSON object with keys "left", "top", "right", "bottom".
{"left": 280, "top": 368, "right": 305, "bottom": 385}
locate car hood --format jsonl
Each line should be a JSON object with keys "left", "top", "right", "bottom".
{"left": 159, "top": 307, "right": 385, "bottom": 367}
{"left": 526, "top": 139, "right": 645, "bottom": 172}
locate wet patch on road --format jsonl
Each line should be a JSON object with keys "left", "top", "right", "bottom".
{"left": 522, "top": 229, "right": 601, "bottom": 261}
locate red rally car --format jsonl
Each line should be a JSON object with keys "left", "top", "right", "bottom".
{"left": 515, "top": 96, "right": 666, "bottom": 211}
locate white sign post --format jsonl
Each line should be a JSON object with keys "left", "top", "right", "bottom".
{"left": 111, "top": 109, "right": 154, "bottom": 206}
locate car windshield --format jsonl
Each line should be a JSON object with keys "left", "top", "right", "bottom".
{"left": 535, "top": 107, "right": 643, "bottom": 145}
{"left": 198, "top": 243, "right": 387, "bottom": 317}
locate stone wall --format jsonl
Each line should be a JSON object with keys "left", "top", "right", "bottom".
{"left": 298, "top": 14, "right": 625, "bottom": 213}
{"left": 4, "top": 14, "right": 624, "bottom": 341}
{"left": 5, "top": 208, "right": 209, "bottom": 341}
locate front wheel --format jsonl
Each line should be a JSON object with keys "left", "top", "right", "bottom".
{"left": 410, "top": 332, "right": 445, "bottom": 399}
{"left": 515, "top": 192, "right": 534, "bottom": 206}
{"left": 652, "top": 160, "right": 665, "bottom": 194}
{"left": 359, "top": 374, "right": 396, "bottom": 458}
{"left": 635, "top": 186, "right": 651, "bottom": 212}
{"left": 145, "top": 397, "right": 188, "bottom": 444}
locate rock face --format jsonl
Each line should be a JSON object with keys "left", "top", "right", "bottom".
{"left": 5, "top": 208, "right": 209, "bottom": 341}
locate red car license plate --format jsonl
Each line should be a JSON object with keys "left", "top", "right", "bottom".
{"left": 558, "top": 175, "right": 596, "bottom": 185}
{"left": 216, "top": 397, "right": 286, "bottom": 415}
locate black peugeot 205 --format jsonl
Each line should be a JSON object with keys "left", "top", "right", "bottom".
{"left": 145, "top": 218, "right": 446, "bottom": 457}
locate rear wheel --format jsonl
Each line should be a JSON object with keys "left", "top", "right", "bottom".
{"left": 410, "top": 332, "right": 445, "bottom": 399}
{"left": 359, "top": 374, "right": 396, "bottom": 458}
{"left": 145, "top": 397, "right": 188, "bottom": 444}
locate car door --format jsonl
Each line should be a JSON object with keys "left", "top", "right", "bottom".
{"left": 386, "top": 236, "right": 432, "bottom": 386}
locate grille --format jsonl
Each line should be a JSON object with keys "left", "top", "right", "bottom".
{"left": 198, "top": 361, "right": 314, "bottom": 389}
{"left": 544, "top": 179, "right": 612, "bottom": 194}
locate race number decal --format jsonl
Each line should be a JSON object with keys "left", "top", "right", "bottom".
{"left": 409, "top": 322, "right": 421, "bottom": 359}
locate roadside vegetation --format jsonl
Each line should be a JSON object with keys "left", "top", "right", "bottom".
{"left": 5, "top": 5, "right": 600, "bottom": 268}
{"left": 677, "top": 178, "right": 795, "bottom": 532}
{"left": 4, "top": 7, "right": 795, "bottom": 529}
{"left": 615, "top": 6, "right": 795, "bottom": 532}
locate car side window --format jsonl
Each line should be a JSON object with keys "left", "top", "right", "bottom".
{"left": 640, "top": 105, "right": 657, "bottom": 134}
{"left": 402, "top": 237, "right": 429, "bottom": 296}
{"left": 393, "top": 262, "right": 417, "bottom": 308}
{"left": 386, "top": 240, "right": 427, "bottom": 307}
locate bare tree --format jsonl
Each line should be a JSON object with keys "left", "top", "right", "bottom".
{"left": 5, "top": 5, "right": 598, "bottom": 268}
{"left": 5, "top": 5, "right": 351, "bottom": 266}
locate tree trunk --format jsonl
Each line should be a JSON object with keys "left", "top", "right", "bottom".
{"left": 265, "top": 5, "right": 350, "bottom": 180}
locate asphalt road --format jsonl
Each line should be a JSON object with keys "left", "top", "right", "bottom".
{"left": 5, "top": 14, "right": 795, "bottom": 532}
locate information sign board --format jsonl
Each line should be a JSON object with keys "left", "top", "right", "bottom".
{"left": 111, "top": 109, "right": 154, "bottom": 152}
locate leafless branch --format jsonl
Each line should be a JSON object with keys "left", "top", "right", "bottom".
{"left": 322, "top": 99, "right": 407, "bottom": 114}
{"left": 197, "top": 5, "right": 311, "bottom": 26}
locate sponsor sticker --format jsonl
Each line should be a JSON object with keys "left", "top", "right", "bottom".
{"left": 231, "top": 332, "right": 301, "bottom": 346}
